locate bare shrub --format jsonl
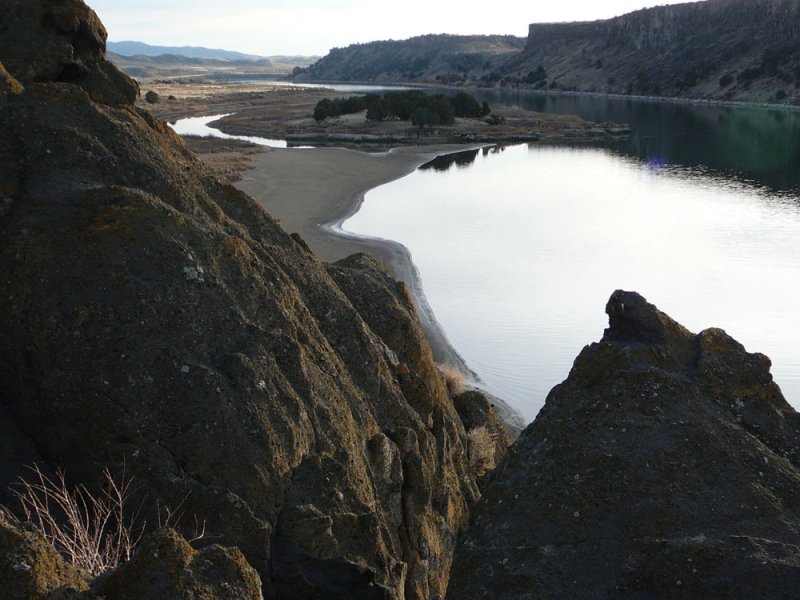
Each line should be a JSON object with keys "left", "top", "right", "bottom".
{"left": 466, "top": 426, "right": 498, "bottom": 477}
{"left": 437, "top": 363, "right": 466, "bottom": 396}
{"left": 156, "top": 494, "right": 207, "bottom": 543}
{"left": 11, "top": 464, "right": 143, "bottom": 576}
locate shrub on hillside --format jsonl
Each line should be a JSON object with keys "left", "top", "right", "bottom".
{"left": 719, "top": 73, "right": 734, "bottom": 87}
{"left": 737, "top": 66, "right": 763, "bottom": 85}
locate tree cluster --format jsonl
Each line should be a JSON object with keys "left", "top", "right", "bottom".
{"left": 366, "top": 90, "right": 490, "bottom": 127}
{"left": 313, "top": 90, "right": 491, "bottom": 128}
{"left": 313, "top": 96, "right": 368, "bottom": 122}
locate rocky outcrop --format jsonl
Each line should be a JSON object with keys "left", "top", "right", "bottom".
{"left": 447, "top": 290, "right": 800, "bottom": 598}
{"left": 0, "top": 512, "right": 89, "bottom": 599}
{"left": 93, "top": 529, "right": 263, "bottom": 600}
{"left": 0, "top": 514, "right": 263, "bottom": 600}
{"left": 0, "top": 2, "right": 490, "bottom": 598}
{"left": 0, "top": 0, "right": 138, "bottom": 105}
{"left": 297, "top": 0, "right": 800, "bottom": 103}
{"left": 510, "top": 0, "right": 800, "bottom": 102}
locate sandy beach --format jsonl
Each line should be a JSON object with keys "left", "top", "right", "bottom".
{"left": 234, "top": 144, "right": 526, "bottom": 433}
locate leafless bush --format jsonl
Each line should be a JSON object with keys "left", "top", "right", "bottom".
{"left": 437, "top": 363, "right": 466, "bottom": 396}
{"left": 11, "top": 464, "right": 143, "bottom": 576}
{"left": 156, "top": 494, "right": 207, "bottom": 543}
{"left": 466, "top": 426, "right": 498, "bottom": 476}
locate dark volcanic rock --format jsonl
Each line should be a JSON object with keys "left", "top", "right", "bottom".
{"left": 0, "top": 2, "right": 488, "bottom": 598}
{"left": 0, "top": 0, "right": 138, "bottom": 106}
{"left": 453, "top": 391, "right": 512, "bottom": 480}
{"left": 0, "top": 514, "right": 261, "bottom": 600}
{"left": 508, "top": 0, "right": 800, "bottom": 102}
{"left": 0, "top": 512, "right": 89, "bottom": 599}
{"left": 93, "top": 529, "right": 263, "bottom": 600}
{"left": 447, "top": 290, "right": 800, "bottom": 599}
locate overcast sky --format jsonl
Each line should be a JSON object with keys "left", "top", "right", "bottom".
{"left": 89, "top": 0, "right": 703, "bottom": 57}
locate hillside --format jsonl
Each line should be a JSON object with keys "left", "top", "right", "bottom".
{"left": 291, "top": 34, "right": 526, "bottom": 85}
{"left": 0, "top": 1, "right": 507, "bottom": 597}
{"left": 108, "top": 50, "right": 316, "bottom": 81}
{"left": 296, "top": 0, "right": 800, "bottom": 104}
{"left": 507, "top": 0, "right": 800, "bottom": 103}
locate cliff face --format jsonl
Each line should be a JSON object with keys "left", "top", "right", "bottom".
{"left": 0, "top": 2, "right": 504, "bottom": 598}
{"left": 298, "top": 0, "right": 800, "bottom": 104}
{"left": 512, "top": 0, "right": 800, "bottom": 102}
{"left": 447, "top": 291, "right": 800, "bottom": 598}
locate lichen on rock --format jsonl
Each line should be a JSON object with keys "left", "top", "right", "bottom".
{"left": 0, "top": 2, "right": 496, "bottom": 598}
{"left": 447, "top": 290, "right": 800, "bottom": 598}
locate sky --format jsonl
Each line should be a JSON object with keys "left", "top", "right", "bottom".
{"left": 88, "top": 0, "right": 703, "bottom": 57}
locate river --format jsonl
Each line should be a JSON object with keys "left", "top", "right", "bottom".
{"left": 173, "top": 86, "right": 800, "bottom": 421}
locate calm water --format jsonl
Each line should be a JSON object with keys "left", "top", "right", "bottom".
{"left": 343, "top": 139, "right": 800, "bottom": 421}
{"left": 465, "top": 90, "right": 800, "bottom": 191}
{"left": 171, "top": 87, "right": 800, "bottom": 421}
{"left": 169, "top": 114, "right": 288, "bottom": 148}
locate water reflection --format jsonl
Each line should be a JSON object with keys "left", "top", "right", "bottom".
{"left": 433, "top": 88, "right": 800, "bottom": 194}
{"left": 419, "top": 149, "right": 480, "bottom": 172}
{"left": 344, "top": 143, "right": 800, "bottom": 421}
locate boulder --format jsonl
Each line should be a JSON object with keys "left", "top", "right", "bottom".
{"left": 0, "top": 512, "right": 88, "bottom": 600}
{"left": 93, "top": 529, "right": 263, "bottom": 600}
{"left": 0, "top": 0, "right": 138, "bottom": 105}
{"left": 447, "top": 290, "right": 800, "bottom": 598}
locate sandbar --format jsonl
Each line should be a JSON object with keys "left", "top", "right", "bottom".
{"left": 235, "top": 145, "right": 526, "bottom": 434}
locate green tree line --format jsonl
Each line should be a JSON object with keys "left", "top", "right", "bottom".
{"left": 313, "top": 91, "right": 491, "bottom": 126}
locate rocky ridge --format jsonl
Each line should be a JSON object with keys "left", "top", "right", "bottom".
{"left": 0, "top": 1, "right": 509, "bottom": 597}
{"left": 447, "top": 290, "right": 800, "bottom": 598}
{"left": 509, "top": 0, "right": 800, "bottom": 103}
{"left": 294, "top": 0, "right": 800, "bottom": 104}
{"left": 291, "top": 34, "right": 525, "bottom": 85}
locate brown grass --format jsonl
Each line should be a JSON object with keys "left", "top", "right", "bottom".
{"left": 466, "top": 426, "right": 499, "bottom": 477}
{"left": 437, "top": 363, "right": 467, "bottom": 396}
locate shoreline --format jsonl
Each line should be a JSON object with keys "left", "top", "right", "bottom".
{"left": 234, "top": 144, "right": 527, "bottom": 435}
{"left": 290, "top": 78, "right": 800, "bottom": 113}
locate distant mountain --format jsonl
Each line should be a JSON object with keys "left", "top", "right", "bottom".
{"left": 107, "top": 49, "right": 318, "bottom": 81}
{"left": 108, "top": 41, "right": 266, "bottom": 62}
{"left": 291, "top": 34, "right": 526, "bottom": 85}
{"left": 294, "top": 0, "right": 800, "bottom": 104}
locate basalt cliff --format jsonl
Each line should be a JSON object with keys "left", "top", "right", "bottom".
{"left": 3, "top": 1, "right": 800, "bottom": 599}
{"left": 508, "top": 0, "right": 800, "bottom": 103}
{"left": 0, "top": 1, "right": 510, "bottom": 598}
{"left": 295, "top": 0, "right": 800, "bottom": 105}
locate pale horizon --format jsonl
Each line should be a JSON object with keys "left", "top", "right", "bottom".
{"left": 89, "top": 0, "right": 705, "bottom": 57}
